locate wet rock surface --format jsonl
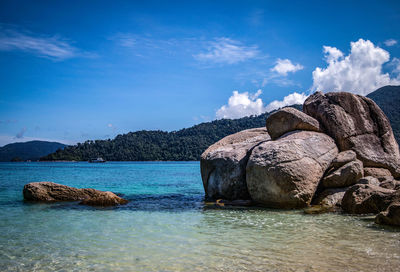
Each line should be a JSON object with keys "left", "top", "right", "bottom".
{"left": 23, "top": 182, "right": 128, "bottom": 206}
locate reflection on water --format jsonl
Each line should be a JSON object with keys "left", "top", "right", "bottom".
{"left": 0, "top": 162, "right": 399, "bottom": 271}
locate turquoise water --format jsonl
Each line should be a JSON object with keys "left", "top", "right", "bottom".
{"left": 1, "top": 162, "right": 400, "bottom": 271}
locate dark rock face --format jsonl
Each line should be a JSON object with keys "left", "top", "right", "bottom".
{"left": 357, "top": 176, "right": 380, "bottom": 186}
{"left": 23, "top": 182, "right": 128, "bottom": 206}
{"left": 341, "top": 183, "right": 396, "bottom": 214}
{"left": 246, "top": 131, "right": 338, "bottom": 208}
{"left": 375, "top": 202, "right": 400, "bottom": 226}
{"left": 322, "top": 160, "right": 363, "bottom": 188}
{"left": 303, "top": 91, "right": 400, "bottom": 178}
{"left": 265, "top": 107, "right": 320, "bottom": 140}
{"left": 200, "top": 128, "right": 270, "bottom": 200}
{"left": 380, "top": 179, "right": 400, "bottom": 190}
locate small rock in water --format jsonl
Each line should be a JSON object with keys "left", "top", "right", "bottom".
{"left": 375, "top": 203, "right": 400, "bottom": 227}
{"left": 23, "top": 182, "right": 128, "bottom": 206}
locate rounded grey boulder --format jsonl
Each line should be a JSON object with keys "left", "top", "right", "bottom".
{"left": 265, "top": 107, "right": 321, "bottom": 140}
{"left": 200, "top": 128, "right": 270, "bottom": 200}
{"left": 246, "top": 130, "right": 338, "bottom": 208}
{"left": 303, "top": 91, "right": 400, "bottom": 178}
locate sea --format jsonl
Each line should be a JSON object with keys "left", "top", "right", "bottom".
{"left": 1, "top": 161, "right": 400, "bottom": 271}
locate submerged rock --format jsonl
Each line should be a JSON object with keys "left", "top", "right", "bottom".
{"left": 303, "top": 91, "right": 400, "bottom": 178}
{"left": 375, "top": 202, "right": 400, "bottom": 227}
{"left": 246, "top": 130, "right": 338, "bottom": 208}
{"left": 23, "top": 182, "right": 128, "bottom": 206}
{"left": 200, "top": 128, "right": 270, "bottom": 200}
{"left": 265, "top": 107, "right": 320, "bottom": 140}
{"left": 321, "top": 160, "right": 363, "bottom": 188}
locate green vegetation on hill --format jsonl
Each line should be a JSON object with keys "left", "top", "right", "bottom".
{"left": 366, "top": 85, "right": 400, "bottom": 143}
{"left": 41, "top": 85, "right": 400, "bottom": 162}
{"left": 42, "top": 105, "right": 302, "bottom": 161}
{"left": 0, "top": 141, "right": 66, "bottom": 162}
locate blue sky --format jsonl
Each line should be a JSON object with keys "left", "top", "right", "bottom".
{"left": 1, "top": 0, "right": 400, "bottom": 146}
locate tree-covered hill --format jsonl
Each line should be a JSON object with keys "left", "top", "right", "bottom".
{"left": 0, "top": 141, "right": 66, "bottom": 162}
{"left": 41, "top": 85, "right": 400, "bottom": 162}
{"left": 366, "top": 85, "right": 400, "bottom": 142}
{"left": 41, "top": 105, "right": 302, "bottom": 161}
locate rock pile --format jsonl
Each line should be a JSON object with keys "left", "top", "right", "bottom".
{"left": 201, "top": 91, "right": 400, "bottom": 226}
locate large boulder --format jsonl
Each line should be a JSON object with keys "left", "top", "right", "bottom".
{"left": 23, "top": 182, "right": 128, "bottom": 206}
{"left": 375, "top": 202, "right": 400, "bottom": 226}
{"left": 246, "top": 131, "right": 338, "bottom": 208}
{"left": 341, "top": 183, "right": 397, "bottom": 214}
{"left": 303, "top": 91, "right": 400, "bottom": 178}
{"left": 265, "top": 107, "right": 321, "bottom": 140}
{"left": 200, "top": 128, "right": 270, "bottom": 200}
{"left": 321, "top": 159, "right": 363, "bottom": 188}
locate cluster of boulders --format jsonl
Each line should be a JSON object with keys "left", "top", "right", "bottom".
{"left": 23, "top": 182, "right": 128, "bottom": 206}
{"left": 201, "top": 91, "right": 400, "bottom": 227}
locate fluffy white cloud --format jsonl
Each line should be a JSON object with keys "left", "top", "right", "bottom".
{"left": 323, "top": 46, "right": 343, "bottom": 63}
{"left": 265, "top": 92, "right": 308, "bottom": 112}
{"left": 0, "top": 25, "right": 84, "bottom": 61}
{"left": 270, "top": 58, "right": 304, "bottom": 76}
{"left": 216, "top": 90, "right": 264, "bottom": 119}
{"left": 384, "top": 39, "right": 397, "bottom": 47}
{"left": 194, "top": 38, "right": 259, "bottom": 64}
{"left": 216, "top": 90, "right": 308, "bottom": 119}
{"left": 312, "top": 39, "right": 400, "bottom": 95}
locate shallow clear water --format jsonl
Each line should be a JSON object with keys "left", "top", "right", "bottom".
{"left": 1, "top": 162, "right": 400, "bottom": 271}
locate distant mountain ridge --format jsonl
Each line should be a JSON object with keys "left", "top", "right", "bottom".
{"left": 366, "top": 85, "right": 400, "bottom": 142}
{"left": 0, "top": 141, "right": 66, "bottom": 162}
{"left": 41, "top": 85, "right": 400, "bottom": 161}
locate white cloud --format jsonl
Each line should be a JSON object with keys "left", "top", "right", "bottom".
{"left": 265, "top": 92, "right": 308, "bottom": 112}
{"left": 271, "top": 58, "right": 304, "bottom": 76}
{"left": 312, "top": 39, "right": 400, "bottom": 95}
{"left": 384, "top": 39, "right": 397, "bottom": 47}
{"left": 323, "top": 46, "right": 343, "bottom": 63}
{"left": 390, "top": 58, "right": 400, "bottom": 75}
{"left": 0, "top": 25, "right": 86, "bottom": 61}
{"left": 216, "top": 90, "right": 307, "bottom": 119}
{"left": 194, "top": 38, "right": 259, "bottom": 64}
{"left": 216, "top": 90, "right": 264, "bottom": 119}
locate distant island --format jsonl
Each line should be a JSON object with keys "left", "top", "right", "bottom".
{"left": 0, "top": 141, "right": 66, "bottom": 162}
{"left": 38, "top": 85, "right": 400, "bottom": 161}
